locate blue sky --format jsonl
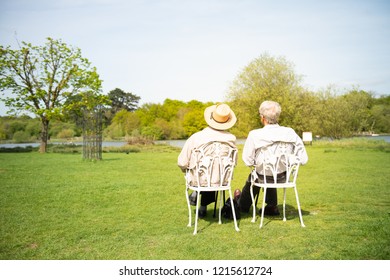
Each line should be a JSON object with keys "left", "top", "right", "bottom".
{"left": 1, "top": 0, "right": 389, "bottom": 115}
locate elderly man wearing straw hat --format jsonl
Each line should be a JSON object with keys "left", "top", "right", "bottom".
{"left": 178, "top": 103, "right": 237, "bottom": 218}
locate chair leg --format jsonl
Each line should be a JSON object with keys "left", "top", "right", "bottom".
{"left": 228, "top": 189, "right": 240, "bottom": 232}
{"left": 294, "top": 187, "right": 306, "bottom": 227}
{"left": 259, "top": 187, "right": 267, "bottom": 228}
{"left": 255, "top": 190, "right": 259, "bottom": 206}
{"left": 283, "top": 188, "right": 287, "bottom": 222}
{"left": 218, "top": 190, "right": 224, "bottom": 224}
{"left": 250, "top": 184, "right": 256, "bottom": 223}
{"left": 213, "top": 191, "right": 218, "bottom": 218}
{"left": 193, "top": 191, "right": 201, "bottom": 235}
{"left": 186, "top": 188, "right": 192, "bottom": 227}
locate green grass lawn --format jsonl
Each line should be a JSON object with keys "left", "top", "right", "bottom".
{"left": 0, "top": 141, "right": 389, "bottom": 260}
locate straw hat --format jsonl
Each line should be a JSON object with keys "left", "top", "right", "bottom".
{"left": 204, "top": 103, "right": 237, "bottom": 130}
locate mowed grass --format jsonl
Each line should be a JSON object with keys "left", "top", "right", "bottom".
{"left": 0, "top": 141, "right": 389, "bottom": 260}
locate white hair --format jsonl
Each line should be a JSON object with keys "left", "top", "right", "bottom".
{"left": 259, "top": 101, "right": 281, "bottom": 124}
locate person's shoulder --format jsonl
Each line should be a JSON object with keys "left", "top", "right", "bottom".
{"left": 225, "top": 131, "right": 237, "bottom": 141}
{"left": 279, "top": 125, "right": 296, "bottom": 133}
{"left": 192, "top": 127, "right": 209, "bottom": 136}
{"left": 248, "top": 127, "right": 263, "bottom": 136}
{"left": 215, "top": 129, "right": 237, "bottom": 141}
{"left": 184, "top": 129, "right": 205, "bottom": 143}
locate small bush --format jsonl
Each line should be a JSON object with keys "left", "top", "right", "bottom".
{"left": 125, "top": 135, "right": 154, "bottom": 145}
{"left": 12, "top": 131, "right": 31, "bottom": 143}
{"left": 103, "top": 145, "right": 141, "bottom": 153}
{"left": 48, "top": 144, "right": 82, "bottom": 154}
{"left": 57, "top": 129, "right": 75, "bottom": 139}
{"left": 0, "top": 146, "right": 36, "bottom": 153}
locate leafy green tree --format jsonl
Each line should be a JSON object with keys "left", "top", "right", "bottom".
{"left": 0, "top": 38, "right": 104, "bottom": 152}
{"left": 168, "top": 118, "right": 186, "bottom": 139}
{"left": 371, "top": 95, "right": 390, "bottom": 133}
{"left": 25, "top": 118, "right": 41, "bottom": 140}
{"left": 135, "top": 103, "right": 161, "bottom": 128}
{"left": 226, "top": 53, "right": 304, "bottom": 137}
{"left": 12, "top": 130, "right": 30, "bottom": 143}
{"left": 107, "top": 88, "right": 140, "bottom": 113}
{"left": 105, "top": 109, "right": 140, "bottom": 138}
{"left": 182, "top": 108, "right": 207, "bottom": 136}
{"left": 288, "top": 90, "right": 321, "bottom": 137}
{"left": 49, "top": 120, "right": 77, "bottom": 139}
{"left": 160, "top": 99, "right": 187, "bottom": 121}
{"left": 56, "top": 128, "right": 75, "bottom": 139}
{"left": 141, "top": 125, "right": 162, "bottom": 140}
{"left": 342, "top": 89, "right": 374, "bottom": 134}
{"left": 315, "top": 87, "right": 352, "bottom": 139}
{"left": 0, "top": 125, "right": 6, "bottom": 140}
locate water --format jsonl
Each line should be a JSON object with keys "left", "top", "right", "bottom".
{"left": 1, "top": 136, "right": 389, "bottom": 149}
{"left": 361, "top": 135, "right": 390, "bottom": 143}
{"left": 0, "top": 141, "right": 127, "bottom": 148}
{"left": 157, "top": 136, "right": 390, "bottom": 148}
{"left": 156, "top": 139, "right": 246, "bottom": 148}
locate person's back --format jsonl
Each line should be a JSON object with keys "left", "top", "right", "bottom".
{"left": 178, "top": 103, "right": 237, "bottom": 218}
{"left": 236, "top": 100, "right": 308, "bottom": 216}
{"left": 243, "top": 124, "right": 308, "bottom": 170}
{"left": 178, "top": 126, "right": 236, "bottom": 172}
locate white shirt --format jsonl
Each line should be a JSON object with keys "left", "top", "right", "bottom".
{"left": 242, "top": 124, "right": 308, "bottom": 173}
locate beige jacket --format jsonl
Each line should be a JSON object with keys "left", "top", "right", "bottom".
{"left": 178, "top": 127, "right": 237, "bottom": 186}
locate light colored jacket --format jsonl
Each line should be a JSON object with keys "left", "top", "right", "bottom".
{"left": 178, "top": 127, "right": 237, "bottom": 186}
{"left": 243, "top": 124, "right": 308, "bottom": 174}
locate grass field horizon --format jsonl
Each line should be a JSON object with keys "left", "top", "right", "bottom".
{"left": 1, "top": 139, "right": 389, "bottom": 260}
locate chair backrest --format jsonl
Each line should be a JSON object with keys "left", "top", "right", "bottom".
{"left": 186, "top": 141, "right": 237, "bottom": 188}
{"left": 255, "top": 142, "right": 303, "bottom": 184}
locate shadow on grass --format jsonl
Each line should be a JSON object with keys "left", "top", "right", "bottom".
{"left": 241, "top": 204, "right": 311, "bottom": 224}
{"left": 283, "top": 203, "right": 311, "bottom": 218}
{"left": 186, "top": 203, "right": 310, "bottom": 233}
{"left": 251, "top": 204, "right": 310, "bottom": 225}
{"left": 186, "top": 207, "right": 241, "bottom": 234}
{"left": 100, "top": 157, "right": 122, "bottom": 161}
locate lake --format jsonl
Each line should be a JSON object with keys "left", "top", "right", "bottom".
{"left": 1, "top": 135, "right": 389, "bottom": 149}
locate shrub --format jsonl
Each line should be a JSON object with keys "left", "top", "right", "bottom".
{"left": 57, "top": 128, "right": 75, "bottom": 139}
{"left": 125, "top": 135, "right": 154, "bottom": 145}
{"left": 12, "top": 131, "right": 31, "bottom": 143}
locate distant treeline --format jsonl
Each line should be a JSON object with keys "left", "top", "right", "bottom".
{"left": 1, "top": 53, "right": 389, "bottom": 143}
{"left": 1, "top": 91, "right": 389, "bottom": 143}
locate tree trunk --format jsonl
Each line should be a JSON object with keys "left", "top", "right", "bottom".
{"left": 39, "top": 117, "right": 50, "bottom": 153}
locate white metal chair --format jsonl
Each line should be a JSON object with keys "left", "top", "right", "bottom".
{"left": 250, "top": 142, "right": 306, "bottom": 228}
{"left": 185, "top": 141, "right": 240, "bottom": 235}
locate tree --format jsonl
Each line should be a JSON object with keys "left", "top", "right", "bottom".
{"left": 0, "top": 38, "right": 104, "bottom": 152}
{"left": 315, "top": 87, "right": 352, "bottom": 139}
{"left": 371, "top": 95, "right": 390, "bottom": 133}
{"left": 226, "top": 53, "right": 304, "bottom": 137}
{"left": 107, "top": 88, "right": 140, "bottom": 115}
{"left": 182, "top": 108, "right": 206, "bottom": 136}
{"left": 181, "top": 100, "right": 210, "bottom": 137}
{"left": 105, "top": 109, "right": 140, "bottom": 138}
{"left": 342, "top": 89, "right": 374, "bottom": 134}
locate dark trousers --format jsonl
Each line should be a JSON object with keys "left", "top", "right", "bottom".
{"left": 238, "top": 172, "right": 286, "bottom": 212}
{"left": 200, "top": 191, "right": 216, "bottom": 206}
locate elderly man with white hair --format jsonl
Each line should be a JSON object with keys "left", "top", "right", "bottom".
{"left": 235, "top": 100, "right": 308, "bottom": 216}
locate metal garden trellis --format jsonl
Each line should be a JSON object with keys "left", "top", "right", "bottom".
{"left": 82, "top": 105, "right": 103, "bottom": 160}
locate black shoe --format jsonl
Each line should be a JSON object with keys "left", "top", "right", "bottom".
{"left": 198, "top": 206, "right": 207, "bottom": 218}
{"left": 189, "top": 192, "right": 197, "bottom": 206}
{"left": 258, "top": 205, "right": 280, "bottom": 216}
{"left": 198, "top": 209, "right": 207, "bottom": 218}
